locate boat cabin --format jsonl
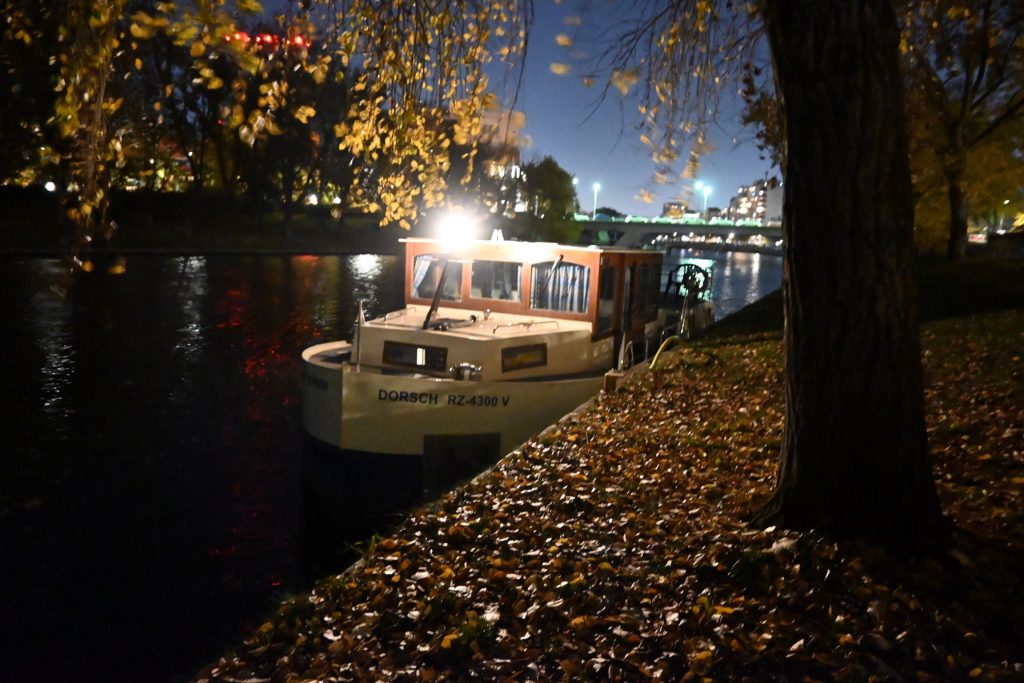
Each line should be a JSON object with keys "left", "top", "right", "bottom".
{"left": 402, "top": 237, "right": 663, "bottom": 346}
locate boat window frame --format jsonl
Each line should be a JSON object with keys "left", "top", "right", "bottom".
{"left": 528, "top": 259, "right": 592, "bottom": 315}
{"left": 402, "top": 240, "right": 607, "bottom": 324}
{"left": 595, "top": 259, "right": 618, "bottom": 340}
{"left": 410, "top": 253, "right": 464, "bottom": 302}
{"left": 469, "top": 259, "right": 523, "bottom": 303}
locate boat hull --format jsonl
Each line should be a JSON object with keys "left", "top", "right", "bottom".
{"left": 302, "top": 341, "right": 602, "bottom": 459}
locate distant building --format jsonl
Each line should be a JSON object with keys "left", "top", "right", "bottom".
{"left": 764, "top": 180, "right": 783, "bottom": 226}
{"left": 727, "top": 176, "right": 781, "bottom": 225}
{"left": 476, "top": 108, "right": 528, "bottom": 215}
{"left": 662, "top": 201, "right": 688, "bottom": 218}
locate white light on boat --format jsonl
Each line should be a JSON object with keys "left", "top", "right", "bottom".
{"left": 436, "top": 209, "right": 479, "bottom": 249}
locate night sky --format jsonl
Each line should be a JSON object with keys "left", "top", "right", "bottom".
{"left": 274, "top": 0, "right": 777, "bottom": 217}
{"left": 510, "top": 1, "right": 776, "bottom": 217}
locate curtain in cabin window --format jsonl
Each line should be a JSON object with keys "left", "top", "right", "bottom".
{"left": 412, "top": 255, "right": 436, "bottom": 298}
{"left": 531, "top": 261, "right": 590, "bottom": 313}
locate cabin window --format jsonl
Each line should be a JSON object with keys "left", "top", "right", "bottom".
{"left": 501, "top": 343, "right": 548, "bottom": 372}
{"left": 597, "top": 264, "right": 617, "bottom": 334}
{"left": 530, "top": 261, "right": 590, "bottom": 313}
{"left": 471, "top": 261, "right": 522, "bottom": 302}
{"left": 383, "top": 341, "right": 448, "bottom": 372}
{"left": 636, "top": 263, "right": 660, "bottom": 319}
{"left": 411, "top": 254, "right": 462, "bottom": 301}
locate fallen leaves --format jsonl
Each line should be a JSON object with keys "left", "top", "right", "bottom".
{"left": 199, "top": 309, "right": 1024, "bottom": 682}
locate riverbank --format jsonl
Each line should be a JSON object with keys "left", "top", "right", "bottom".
{"left": 197, "top": 256, "right": 1023, "bottom": 682}
{"left": 0, "top": 187, "right": 411, "bottom": 256}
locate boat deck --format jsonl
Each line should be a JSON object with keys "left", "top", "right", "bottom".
{"left": 364, "top": 305, "right": 593, "bottom": 340}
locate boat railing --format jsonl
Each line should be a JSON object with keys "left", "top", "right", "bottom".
{"left": 491, "top": 320, "right": 560, "bottom": 334}
{"left": 618, "top": 321, "right": 688, "bottom": 370}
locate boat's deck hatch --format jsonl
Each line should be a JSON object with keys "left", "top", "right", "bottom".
{"left": 312, "top": 349, "right": 352, "bottom": 364}
{"left": 426, "top": 317, "right": 478, "bottom": 331}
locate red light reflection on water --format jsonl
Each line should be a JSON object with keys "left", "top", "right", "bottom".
{"left": 205, "top": 257, "right": 329, "bottom": 592}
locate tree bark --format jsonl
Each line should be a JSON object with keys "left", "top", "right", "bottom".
{"left": 756, "top": 0, "right": 946, "bottom": 549}
{"left": 946, "top": 163, "right": 969, "bottom": 261}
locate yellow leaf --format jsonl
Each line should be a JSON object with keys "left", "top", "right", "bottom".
{"left": 190, "top": 41, "right": 205, "bottom": 57}
{"left": 555, "top": 34, "right": 572, "bottom": 47}
{"left": 549, "top": 63, "right": 570, "bottom": 75}
{"left": 440, "top": 632, "right": 459, "bottom": 649}
{"left": 294, "top": 105, "right": 316, "bottom": 123}
{"left": 130, "top": 23, "right": 152, "bottom": 39}
{"left": 611, "top": 69, "right": 639, "bottom": 96}
{"left": 236, "top": 0, "right": 263, "bottom": 12}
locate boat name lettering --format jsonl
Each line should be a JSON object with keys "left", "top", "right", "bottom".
{"left": 378, "top": 390, "right": 439, "bottom": 405}
{"left": 447, "top": 394, "right": 511, "bottom": 407}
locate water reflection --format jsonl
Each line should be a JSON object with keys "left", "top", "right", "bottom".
{"left": 663, "top": 248, "right": 782, "bottom": 319}
{"left": 172, "top": 256, "right": 208, "bottom": 365}
{"left": 0, "top": 254, "right": 406, "bottom": 683}
{"left": 29, "top": 264, "right": 76, "bottom": 422}
{"left": 0, "top": 248, "right": 779, "bottom": 682}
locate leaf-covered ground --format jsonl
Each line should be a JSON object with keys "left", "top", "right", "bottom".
{"left": 200, "top": 265, "right": 1024, "bottom": 683}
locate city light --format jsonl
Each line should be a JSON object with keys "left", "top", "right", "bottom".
{"left": 694, "top": 180, "right": 712, "bottom": 220}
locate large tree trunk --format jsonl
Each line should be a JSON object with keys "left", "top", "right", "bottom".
{"left": 756, "top": 0, "right": 946, "bottom": 549}
{"left": 945, "top": 162, "right": 969, "bottom": 261}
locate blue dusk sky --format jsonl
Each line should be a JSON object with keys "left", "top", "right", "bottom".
{"left": 274, "top": 0, "right": 777, "bottom": 216}
{"left": 507, "top": 1, "right": 777, "bottom": 217}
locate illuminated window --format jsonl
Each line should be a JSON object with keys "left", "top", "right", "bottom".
{"left": 501, "top": 344, "right": 548, "bottom": 372}
{"left": 383, "top": 341, "right": 448, "bottom": 371}
{"left": 471, "top": 261, "right": 522, "bottom": 301}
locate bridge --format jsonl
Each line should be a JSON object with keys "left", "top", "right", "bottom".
{"left": 576, "top": 218, "right": 783, "bottom": 254}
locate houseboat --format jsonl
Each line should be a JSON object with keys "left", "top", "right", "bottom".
{"left": 301, "top": 227, "right": 712, "bottom": 473}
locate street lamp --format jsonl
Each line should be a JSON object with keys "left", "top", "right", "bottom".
{"left": 696, "top": 181, "right": 712, "bottom": 222}
{"left": 592, "top": 182, "right": 601, "bottom": 219}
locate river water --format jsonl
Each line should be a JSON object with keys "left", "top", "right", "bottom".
{"left": 0, "top": 248, "right": 779, "bottom": 682}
